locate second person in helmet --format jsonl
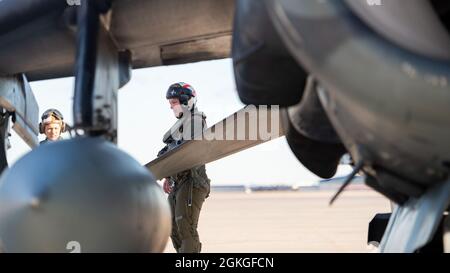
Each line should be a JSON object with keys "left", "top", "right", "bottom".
{"left": 39, "top": 108, "right": 67, "bottom": 144}
{"left": 157, "top": 82, "right": 211, "bottom": 253}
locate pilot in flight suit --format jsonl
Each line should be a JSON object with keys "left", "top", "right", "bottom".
{"left": 157, "top": 82, "right": 210, "bottom": 253}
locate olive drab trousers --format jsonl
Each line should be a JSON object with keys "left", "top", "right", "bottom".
{"left": 168, "top": 179, "right": 209, "bottom": 253}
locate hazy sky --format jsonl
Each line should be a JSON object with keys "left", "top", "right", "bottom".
{"left": 6, "top": 58, "right": 351, "bottom": 186}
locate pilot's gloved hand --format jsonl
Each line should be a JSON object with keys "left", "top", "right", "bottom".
{"left": 157, "top": 146, "right": 169, "bottom": 157}
{"left": 163, "top": 178, "right": 173, "bottom": 194}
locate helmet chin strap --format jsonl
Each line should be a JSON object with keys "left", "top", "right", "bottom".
{"left": 174, "top": 98, "right": 197, "bottom": 119}
{"left": 173, "top": 104, "right": 190, "bottom": 119}
{"left": 187, "top": 97, "right": 197, "bottom": 111}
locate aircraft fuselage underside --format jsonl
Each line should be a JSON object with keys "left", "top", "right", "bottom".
{"left": 232, "top": 0, "right": 450, "bottom": 252}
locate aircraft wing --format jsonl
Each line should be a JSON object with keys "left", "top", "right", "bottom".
{"left": 146, "top": 106, "right": 284, "bottom": 180}
{"left": 0, "top": 0, "right": 234, "bottom": 81}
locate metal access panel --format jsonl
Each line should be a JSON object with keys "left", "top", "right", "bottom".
{"left": 0, "top": 74, "right": 39, "bottom": 148}
{"left": 379, "top": 178, "right": 450, "bottom": 252}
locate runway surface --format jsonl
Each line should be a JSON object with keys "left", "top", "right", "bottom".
{"left": 164, "top": 189, "right": 391, "bottom": 253}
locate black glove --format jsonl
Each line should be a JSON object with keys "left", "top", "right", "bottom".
{"left": 157, "top": 145, "right": 169, "bottom": 157}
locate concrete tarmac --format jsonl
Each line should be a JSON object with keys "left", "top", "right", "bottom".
{"left": 164, "top": 189, "right": 391, "bottom": 253}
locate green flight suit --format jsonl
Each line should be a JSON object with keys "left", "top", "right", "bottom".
{"left": 157, "top": 106, "right": 210, "bottom": 253}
